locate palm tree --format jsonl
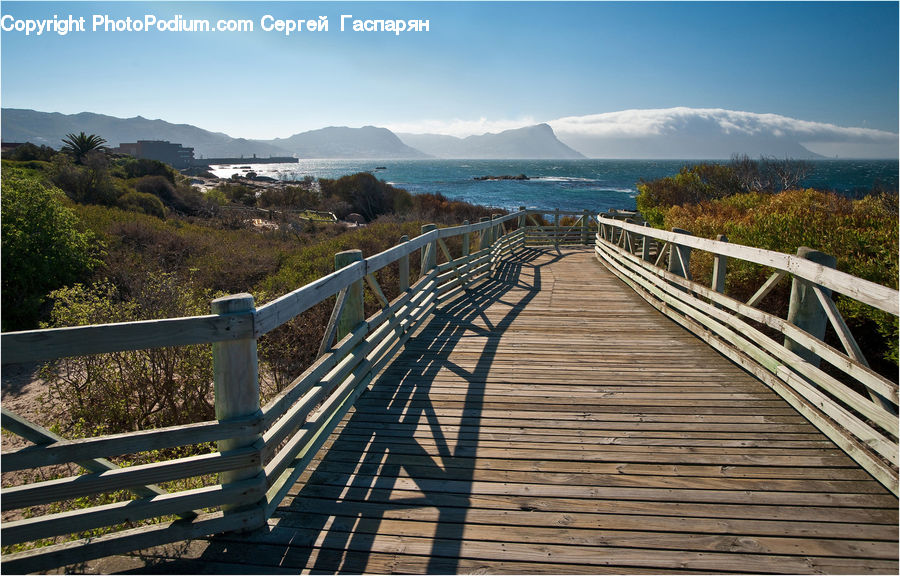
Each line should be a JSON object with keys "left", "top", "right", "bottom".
{"left": 61, "top": 132, "right": 107, "bottom": 163}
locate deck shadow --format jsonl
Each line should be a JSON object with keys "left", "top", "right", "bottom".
{"left": 256, "top": 247, "right": 566, "bottom": 573}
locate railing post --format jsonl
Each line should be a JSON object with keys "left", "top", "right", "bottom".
{"left": 211, "top": 293, "right": 264, "bottom": 517}
{"left": 624, "top": 218, "right": 636, "bottom": 253}
{"left": 641, "top": 223, "right": 653, "bottom": 261}
{"left": 479, "top": 217, "right": 491, "bottom": 250}
{"left": 335, "top": 250, "right": 364, "bottom": 340}
{"left": 398, "top": 235, "right": 410, "bottom": 293}
{"left": 421, "top": 224, "right": 437, "bottom": 275}
{"left": 462, "top": 221, "right": 470, "bottom": 259}
{"left": 553, "top": 209, "right": 560, "bottom": 247}
{"left": 712, "top": 234, "right": 728, "bottom": 294}
{"left": 581, "top": 209, "right": 590, "bottom": 245}
{"left": 518, "top": 206, "right": 526, "bottom": 232}
{"left": 605, "top": 209, "right": 617, "bottom": 243}
{"left": 785, "top": 247, "right": 837, "bottom": 367}
{"left": 668, "top": 228, "right": 692, "bottom": 280}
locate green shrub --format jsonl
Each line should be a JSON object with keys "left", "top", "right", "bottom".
{"left": 662, "top": 188, "right": 899, "bottom": 370}
{"left": 115, "top": 157, "right": 177, "bottom": 183}
{"left": 135, "top": 175, "right": 176, "bottom": 202}
{"left": 1, "top": 169, "right": 102, "bottom": 330}
{"left": 117, "top": 191, "right": 167, "bottom": 219}
{"left": 319, "top": 172, "right": 413, "bottom": 221}
{"left": 2, "top": 142, "right": 57, "bottom": 162}
{"left": 51, "top": 151, "right": 122, "bottom": 205}
{"left": 39, "top": 275, "right": 215, "bottom": 436}
{"left": 636, "top": 163, "right": 741, "bottom": 224}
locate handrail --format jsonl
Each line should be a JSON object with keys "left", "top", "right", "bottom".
{"left": 594, "top": 216, "right": 899, "bottom": 496}
{"left": 0, "top": 208, "right": 562, "bottom": 573}
{"left": 599, "top": 216, "right": 899, "bottom": 315}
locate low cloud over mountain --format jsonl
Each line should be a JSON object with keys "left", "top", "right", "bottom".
{"left": 548, "top": 108, "right": 899, "bottom": 159}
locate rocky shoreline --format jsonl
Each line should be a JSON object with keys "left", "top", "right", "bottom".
{"left": 473, "top": 174, "right": 529, "bottom": 181}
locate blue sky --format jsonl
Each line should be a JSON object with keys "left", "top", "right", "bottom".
{"left": 1, "top": 1, "right": 898, "bottom": 141}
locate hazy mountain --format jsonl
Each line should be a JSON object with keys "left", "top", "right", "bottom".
{"left": 399, "top": 124, "right": 586, "bottom": 159}
{"left": 547, "top": 108, "right": 899, "bottom": 159}
{"left": 0, "top": 109, "right": 294, "bottom": 158}
{"left": 265, "top": 126, "right": 429, "bottom": 159}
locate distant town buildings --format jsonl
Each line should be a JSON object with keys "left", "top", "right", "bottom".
{"left": 114, "top": 140, "right": 194, "bottom": 169}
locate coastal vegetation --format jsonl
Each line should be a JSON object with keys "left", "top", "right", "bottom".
{"left": 636, "top": 158, "right": 898, "bottom": 377}
{"left": 1, "top": 140, "right": 499, "bottom": 439}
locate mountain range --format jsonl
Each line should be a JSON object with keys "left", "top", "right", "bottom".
{"left": 2, "top": 107, "right": 896, "bottom": 160}
{"left": 398, "top": 124, "right": 585, "bottom": 159}
{"left": 1, "top": 109, "right": 579, "bottom": 160}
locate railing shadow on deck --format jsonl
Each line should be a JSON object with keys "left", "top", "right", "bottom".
{"left": 194, "top": 247, "right": 563, "bottom": 573}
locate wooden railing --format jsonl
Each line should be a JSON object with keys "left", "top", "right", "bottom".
{"left": 594, "top": 216, "right": 899, "bottom": 495}
{"left": 520, "top": 207, "right": 600, "bottom": 247}
{"left": 7, "top": 206, "right": 893, "bottom": 570}
{"left": 0, "top": 209, "right": 580, "bottom": 572}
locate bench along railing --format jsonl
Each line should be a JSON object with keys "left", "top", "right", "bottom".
{"left": 1, "top": 210, "right": 561, "bottom": 572}
{"left": 594, "top": 216, "right": 899, "bottom": 495}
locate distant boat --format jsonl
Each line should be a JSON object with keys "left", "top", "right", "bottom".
{"left": 374, "top": 166, "right": 387, "bottom": 170}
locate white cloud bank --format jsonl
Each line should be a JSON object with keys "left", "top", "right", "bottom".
{"left": 390, "top": 107, "right": 898, "bottom": 159}
{"left": 554, "top": 108, "right": 900, "bottom": 159}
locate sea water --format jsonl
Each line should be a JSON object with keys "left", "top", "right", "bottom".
{"left": 208, "top": 159, "right": 899, "bottom": 214}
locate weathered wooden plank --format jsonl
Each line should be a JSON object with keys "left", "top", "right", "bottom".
{"left": 315, "top": 447, "right": 873, "bottom": 481}
{"left": 315, "top": 286, "right": 347, "bottom": 359}
{"left": 272, "top": 512, "right": 899, "bottom": 559}
{"left": 290, "top": 484, "right": 897, "bottom": 525}
{"left": 1, "top": 312, "right": 252, "bottom": 365}
{"left": 1, "top": 475, "right": 265, "bottom": 546}
{"left": 1, "top": 446, "right": 259, "bottom": 511}
{"left": 307, "top": 456, "right": 883, "bottom": 494}
{"left": 0, "top": 509, "right": 264, "bottom": 575}
{"left": 255, "top": 259, "right": 365, "bottom": 335}
{"left": 232, "top": 522, "right": 899, "bottom": 574}
{"left": 284, "top": 496, "right": 896, "bottom": 540}
{"left": 0, "top": 412, "right": 261, "bottom": 472}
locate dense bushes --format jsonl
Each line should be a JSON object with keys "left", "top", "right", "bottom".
{"left": 319, "top": 172, "right": 413, "bottom": 221}
{"left": 5, "top": 143, "right": 214, "bottom": 217}
{"left": 636, "top": 162, "right": 898, "bottom": 375}
{"left": 1, "top": 168, "right": 102, "bottom": 331}
{"left": 636, "top": 157, "right": 812, "bottom": 227}
{"left": 117, "top": 191, "right": 166, "bottom": 218}
{"left": 39, "top": 276, "right": 215, "bottom": 436}
{"left": 4, "top": 141, "right": 502, "bottom": 435}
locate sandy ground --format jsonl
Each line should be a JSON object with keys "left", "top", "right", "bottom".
{"left": 1, "top": 361, "right": 48, "bottom": 452}
{"left": 1, "top": 362, "right": 82, "bottom": 524}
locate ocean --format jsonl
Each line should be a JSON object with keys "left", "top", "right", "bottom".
{"left": 208, "top": 159, "right": 899, "bottom": 214}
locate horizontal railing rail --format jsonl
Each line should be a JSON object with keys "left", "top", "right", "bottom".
{"left": 594, "top": 215, "right": 899, "bottom": 496}
{"left": 521, "top": 207, "right": 599, "bottom": 248}
{"left": 1, "top": 208, "right": 581, "bottom": 572}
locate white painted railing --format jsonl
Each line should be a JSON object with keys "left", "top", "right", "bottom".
{"left": 594, "top": 216, "right": 899, "bottom": 496}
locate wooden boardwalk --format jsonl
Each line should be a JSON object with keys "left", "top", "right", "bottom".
{"left": 124, "top": 247, "right": 897, "bottom": 574}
